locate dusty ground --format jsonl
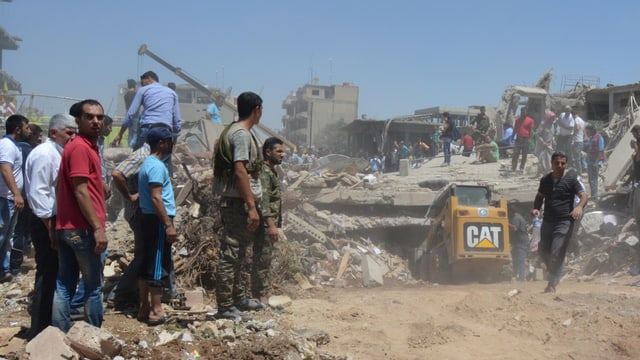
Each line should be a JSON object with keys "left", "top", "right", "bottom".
{"left": 283, "top": 278, "right": 640, "bottom": 360}
{"left": 4, "top": 275, "right": 640, "bottom": 359}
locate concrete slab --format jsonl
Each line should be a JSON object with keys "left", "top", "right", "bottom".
{"left": 67, "top": 321, "right": 122, "bottom": 360}
{"left": 25, "top": 326, "right": 78, "bottom": 360}
{"left": 362, "top": 254, "right": 384, "bottom": 287}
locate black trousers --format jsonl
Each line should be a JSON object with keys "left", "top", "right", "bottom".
{"left": 26, "top": 216, "right": 58, "bottom": 340}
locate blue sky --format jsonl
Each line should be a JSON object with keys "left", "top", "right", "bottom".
{"left": 0, "top": 0, "right": 638, "bottom": 130}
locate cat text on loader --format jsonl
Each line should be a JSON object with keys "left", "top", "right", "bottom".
{"left": 417, "top": 184, "right": 511, "bottom": 283}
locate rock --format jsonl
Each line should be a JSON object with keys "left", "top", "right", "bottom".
{"left": 295, "top": 329, "right": 331, "bottom": 346}
{"left": 4, "top": 289, "right": 22, "bottom": 298}
{"left": 221, "top": 328, "right": 235, "bottom": 342}
{"left": 309, "top": 243, "right": 328, "bottom": 258}
{"left": 138, "top": 340, "right": 148, "bottom": 349}
{"left": 268, "top": 295, "right": 292, "bottom": 308}
{"left": 103, "top": 263, "right": 117, "bottom": 278}
{"left": 155, "top": 330, "right": 181, "bottom": 346}
{"left": 294, "top": 272, "right": 315, "bottom": 290}
{"left": 184, "top": 288, "right": 205, "bottom": 309}
{"left": 507, "top": 289, "right": 520, "bottom": 297}
{"left": 623, "top": 235, "right": 639, "bottom": 247}
{"left": 67, "top": 321, "right": 122, "bottom": 360}
{"left": 562, "top": 318, "right": 572, "bottom": 327}
{"left": 181, "top": 331, "right": 193, "bottom": 342}
{"left": 361, "top": 254, "right": 384, "bottom": 287}
{"left": 399, "top": 159, "right": 409, "bottom": 176}
{"left": 300, "top": 203, "right": 317, "bottom": 216}
{"left": 201, "top": 321, "right": 220, "bottom": 338}
{"left": 189, "top": 203, "right": 201, "bottom": 218}
{"left": 26, "top": 326, "right": 78, "bottom": 360}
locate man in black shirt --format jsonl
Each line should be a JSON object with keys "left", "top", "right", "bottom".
{"left": 531, "top": 151, "right": 587, "bottom": 293}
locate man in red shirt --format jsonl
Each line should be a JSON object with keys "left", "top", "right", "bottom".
{"left": 511, "top": 107, "right": 534, "bottom": 174}
{"left": 51, "top": 99, "right": 107, "bottom": 333}
{"left": 461, "top": 133, "right": 474, "bottom": 157}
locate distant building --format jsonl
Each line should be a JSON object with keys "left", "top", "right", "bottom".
{"left": 282, "top": 81, "right": 358, "bottom": 147}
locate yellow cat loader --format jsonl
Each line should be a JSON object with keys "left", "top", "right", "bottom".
{"left": 417, "top": 184, "right": 511, "bottom": 283}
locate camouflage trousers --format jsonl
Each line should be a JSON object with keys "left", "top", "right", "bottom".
{"left": 249, "top": 232, "right": 273, "bottom": 299}
{"left": 215, "top": 197, "right": 262, "bottom": 309}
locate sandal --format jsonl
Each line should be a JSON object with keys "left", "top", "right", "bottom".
{"left": 147, "top": 314, "right": 170, "bottom": 326}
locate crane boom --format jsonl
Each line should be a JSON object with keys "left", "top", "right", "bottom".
{"left": 137, "top": 44, "right": 296, "bottom": 152}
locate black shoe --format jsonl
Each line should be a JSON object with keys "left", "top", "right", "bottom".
{"left": 544, "top": 284, "right": 556, "bottom": 293}
{"left": 0, "top": 273, "right": 12, "bottom": 283}
{"left": 236, "top": 298, "right": 267, "bottom": 312}
{"left": 214, "top": 306, "right": 251, "bottom": 321}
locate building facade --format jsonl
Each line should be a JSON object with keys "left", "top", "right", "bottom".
{"left": 282, "top": 81, "right": 358, "bottom": 147}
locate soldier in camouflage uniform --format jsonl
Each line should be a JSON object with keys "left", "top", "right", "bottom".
{"left": 471, "top": 106, "right": 491, "bottom": 145}
{"left": 251, "top": 137, "right": 285, "bottom": 305}
{"left": 212, "top": 92, "right": 264, "bottom": 321}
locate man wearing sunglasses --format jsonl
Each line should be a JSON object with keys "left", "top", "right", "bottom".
{"left": 52, "top": 99, "right": 108, "bottom": 332}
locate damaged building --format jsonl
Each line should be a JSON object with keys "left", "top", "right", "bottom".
{"left": 282, "top": 80, "right": 359, "bottom": 147}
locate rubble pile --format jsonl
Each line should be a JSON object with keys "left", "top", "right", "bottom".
{"left": 164, "top": 160, "right": 419, "bottom": 292}
{"left": 564, "top": 216, "right": 640, "bottom": 280}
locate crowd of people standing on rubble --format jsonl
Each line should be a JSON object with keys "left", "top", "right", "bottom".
{"left": 0, "top": 69, "right": 285, "bottom": 341}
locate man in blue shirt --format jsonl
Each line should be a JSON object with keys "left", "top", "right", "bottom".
{"left": 112, "top": 71, "right": 181, "bottom": 150}
{"left": 498, "top": 122, "right": 514, "bottom": 158}
{"left": 137, "top": 126, "right": 176, "bottom": 325}
{"left": 206, "top": 95, "right": 224, "bottom": 124}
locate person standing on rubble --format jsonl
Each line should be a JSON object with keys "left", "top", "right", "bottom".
{"left": 0, "top": 114, "right": 31, "bottom": 283}
{"left": 137, "top": 127, "right": 177, "bottom": 325}
{"left": 585, "top": 124, "right": 604, "bottom": 199}
{"left": 212, "top": 91, "right": 264, "bottom": 321}
{"left": 249, "top": 136, "right": 285, "bottom": 309}
{"left": 206, "top": 94, "right": 225, "bottom": 124}
{"left": 471, "top": 106, "right": 490, "bottom": 144}
{"left": 123, "top": 79, "right": 139, "bottom": 147}
{"left": 556, "top": 105, "right": 574, "bottom": 165}
{"left": 23, "top": 113, "right": 76, "bottom": 340}
{"left": 441, "top": 112, "right": 455, "bottom": 166}
{"left": 52, "top": 100, "right": 107, "bottom": 332}
{"left": 510, "top": 107, "right": 534, "bottom": 174}
{"left": 508, "top": 206, "right": 529, "bottom": 282}
{"left": 571, "top": 110, "right": 586, "bottom": 175}
{"left": 112, "top": 71, "right": 181, "bottom": 150}
{"left": 628, "top": 125, "right": 640, "bottom": 225}
{"left": 536, "top": 112, "right": 555, "bottom": 175}
{"left": 531, "top": 151, "right": 587, "bottom": 293}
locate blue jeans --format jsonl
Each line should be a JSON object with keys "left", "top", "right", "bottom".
{"left": 442, "top": 137, "right": 452, "bottom": 164}
{"left": 52, "top": 229, "right": 104, "bottom": 333}
{"left": 70, "top": 250, "right": 107, "bottom": 309}
{"left": 0, "top": 197, "right": 18, "bottom": 275}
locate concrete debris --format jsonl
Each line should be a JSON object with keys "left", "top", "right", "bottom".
{"left": 268, "top": 295, "right": 293, "bottom": 308}
{"left": 25, "top": 326, "right": 78, "bottom": 360}
{"left": 361, "top": 254, "right": 385, "bottom": 287}
{"left": 184, "top": 287, "right": 206, "bottom": 309}
{"left": 66, "top": 321, "right": 122, "bottom": 360}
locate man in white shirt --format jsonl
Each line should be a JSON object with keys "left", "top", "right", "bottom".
{"left": 23, "top": 113, "right": 76, "bottom": 340}
{"left": 0, "top": 114, "right": 31, "bottom": 282}
{"left": 556, "top": 105, "right": 575, "bottom": 165}
{"left": 571, "top": 110, "right": 586, "bottom": 175}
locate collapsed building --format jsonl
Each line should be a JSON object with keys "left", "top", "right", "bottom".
{"left": 101, "top": 69, "right": 640, "bottom": 290}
